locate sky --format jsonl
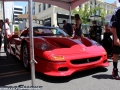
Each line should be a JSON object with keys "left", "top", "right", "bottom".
{"left": 14, "top": 0, "right": 119, "bottom": 13}
{"left": 104, "top": 0, "right": 120, "bottom": 6}
{"left": 104, "top": 0, "right": 116, "bottom": 3}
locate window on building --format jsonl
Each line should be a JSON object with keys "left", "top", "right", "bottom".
{"left": 107, "top": 10, "right": 110, "bottom": 14}
{"left": 79, "top": 5, "right": 81, "bottom": 8}
{"left": 33, "top": 2, "right": 35, "bottom": 7}
{"left": 14, "top": 15, "right": 18, "bottom": 18}
{"left": 90, "top": 6, "right": 92, "bottom": 9}
{"left": 14, "top": 8, "right": 22, "bottom": 11}
{"left": 48, "top": 4, "right": 51, "bottom": 8}
{"left": 33, "top": 7, "right": 35, "bottom": 15}
{"left": 25, "top": 7, "right": 26, "bottom": 14}
{"left": 14, "top": 12, "right": 23, "bottom": 14}
{"left": 96, "top": 10, "right": 100, "bottom": 15}
{"left": 39, "top": 4, "right": 41, "bottom": 12}
{"left": 94, "top": 0, "right": 97, "bottom": 5}
{"left": 43, "top": 3, "right": 46, "bottom": 10}
{"left": 98, "top": 4, "right": 100, "bottom": 7}
{"left": 90, "top": 1, "right": 92, "bottom": 4}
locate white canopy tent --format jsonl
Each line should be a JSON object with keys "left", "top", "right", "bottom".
{"left": 1, "top": 0, "right": 88, "bottom": 10}
{"left": 1, "top": 0, "right": 88, "bottom": 86}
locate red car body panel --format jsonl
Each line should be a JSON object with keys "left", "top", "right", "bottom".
{"left": 9, "top": 27, "right": 109, "bottom": 76}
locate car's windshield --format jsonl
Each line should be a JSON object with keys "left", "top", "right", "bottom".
{"left": 33, "top": 27, "right": 69, "bottom": 37}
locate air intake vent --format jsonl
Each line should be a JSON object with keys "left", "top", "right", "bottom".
{"left": 70, "top": 56, "right": 101, "bottom": 65}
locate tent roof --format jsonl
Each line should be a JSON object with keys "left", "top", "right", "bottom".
{"left": 1, "top": 0, "right": 88, "bottom": 10}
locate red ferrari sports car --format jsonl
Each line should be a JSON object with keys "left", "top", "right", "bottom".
{"left": 9, "top": 26, "right": 109, "bottom": 76}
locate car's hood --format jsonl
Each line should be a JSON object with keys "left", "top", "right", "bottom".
{"left": 35, "top": 36, "right": 104, "bottom": 55}
{"left": 42, "top": 37, "right": 84, "bottom": 48}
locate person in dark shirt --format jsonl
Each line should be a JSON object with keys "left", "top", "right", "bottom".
{"left": 89, "top": 21, "right": 97, "bottom": 40}
{"left": 110, "top": 0, "right": 120, "bottom": 80}
{"left": 89, "top": 20, "right": 102, "bottom": 43}
{"left": 63, "top": 20, "right": 73, "bottom": 36}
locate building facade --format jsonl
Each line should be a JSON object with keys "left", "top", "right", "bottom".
{"left": 25, "top": 2, "right": 75, "bottom": 28}
{"left": 0, "top": 1, "right": 23, "bottom": 32}
{"left": 0, "top": 2, "right": 23, "bottom": 24}
{"left": 0, "top": 1, "right": 14, "bottom": 23}
{"left": 79, "top": 0, "right": 117, "bottom": 14}
{"left": 13, "top": 5, "right": 23, "bottom": 24}
{"left": 25, "top": 0, "right": 117, "bottom": 28}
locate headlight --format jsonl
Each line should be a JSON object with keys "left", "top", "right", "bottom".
{"left": 35, "top": 42, "right": 51, "bottom": 51}
{"left": 41, "top": 43, "right": 47, "bottom": 50}
{"left": 51, "top": 55, "right": 65, "bottom": 61}
{"left": 103, "top": 51, "right": 107, "bottom": 55}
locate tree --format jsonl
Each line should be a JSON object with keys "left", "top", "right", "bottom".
{"left": 14, "top": 26, "right": 20, "bottom": 35}
{"left": 14, "top": 26, "right": 18, "bottom": 31}
{"left": 72, "top": 4, "right": 108, "bottom": 25}
{"left": 107, "top": 10, "right": 113, "bottom": 14}
{"left": 72, "top": 3, "right": 90, "bottom": 24}
{"left": 90, "top": 6, "right": 107, "bottom": 25}
{"left": 100, "top": 8, "right": 107, "bottom": 21}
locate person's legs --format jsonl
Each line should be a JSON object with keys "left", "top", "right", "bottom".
{"left": 0, "top": 33, "right": 4, "bottom": 60}
{"left": 7, "top": 39, "right": 10, "bottom": 53}
{"left": 112, "top": 45, "right": 120, "bottom": 80}
{"left": 0, "top": 34, "right": 2, "bottom": 56}
{"left": 4, "top": 36, "right": 7, "bottom": 53}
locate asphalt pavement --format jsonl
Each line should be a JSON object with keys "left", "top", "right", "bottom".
{"left": 0, "top": 47, "right": 120, "bottom": 90}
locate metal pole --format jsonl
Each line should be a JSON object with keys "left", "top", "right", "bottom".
{"left": 2, "top": 0, "right": 8, "bottom": 57}
{"left": 69, "top": 3, "right": 71, "bottom": 23}
{"left": 28, "top": 0, "right": 36, "bottom": 86}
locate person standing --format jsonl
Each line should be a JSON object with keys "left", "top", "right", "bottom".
{"left": 74, "top": 14, "right": 83, "bottom": 37}
{"left": 110, "top": 0, "right": 120, "bottom": 80}
{"left": 89, "top": 20, "right": 102, "bottom": 43}
{"left": 89, "top": 21, "right": 96, "bottom": 40}
{"left": 63, "top": 20, "right": 73, "bottom": 36}
{"left": 3, "top": 18, "right": 11, "bottom": 54}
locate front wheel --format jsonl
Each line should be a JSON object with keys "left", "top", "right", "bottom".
{"left": 22, "top": 43, "right": 30, "bottom": 70}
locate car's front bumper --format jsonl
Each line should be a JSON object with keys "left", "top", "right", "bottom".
{"left": 35, "top": 54, "right": 109, "bottom": 76}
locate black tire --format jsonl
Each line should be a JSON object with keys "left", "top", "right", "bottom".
{"left": 22, "top": 43, "right": 30, "bottom": 70}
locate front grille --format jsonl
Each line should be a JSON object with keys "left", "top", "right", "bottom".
{"left": 70, "top": 56, "right": 101, "bottom": 65}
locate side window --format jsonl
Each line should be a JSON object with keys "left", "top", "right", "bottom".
{"left": 20, "top": 30, "right": 29, "bottom": 37}
{"left": 43, "top": 29, "right": 53, "bottom": 34}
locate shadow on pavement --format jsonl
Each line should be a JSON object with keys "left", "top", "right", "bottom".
{"left": 0, "top": 55, "right": 31, "bottom": 86}
{"left": 36, "top": 67, "right": 108, "bottom": 83}
{"left": 0, "top": 53, "right": 109, "bottom": 85}
{"left": 92, "top": 74, "right": 113, "bottom": 79}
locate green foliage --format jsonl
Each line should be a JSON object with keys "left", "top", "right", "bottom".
{"left": 72, "top": 3, "right": 111, "bottom": 25}
{"left": 14, "top": 26, "right": 20, "bottom": 35}
{"left": 107, "top": 10, "right": 113, "bottom": 14}
{"left": 73, "top": 3, "right": 90, "bottom": 24}
{"left": 14, "top": 26, "right": 19, "bottom": 31}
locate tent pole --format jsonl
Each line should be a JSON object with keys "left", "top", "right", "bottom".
{"left": 2, "top": 0, "right": 8, "bottom": 57}
{"left": 69, "top": 3, "right": 71, "bottom": 24}
{"left": 28, "top": 0, "right": 36, "bottom": 86}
